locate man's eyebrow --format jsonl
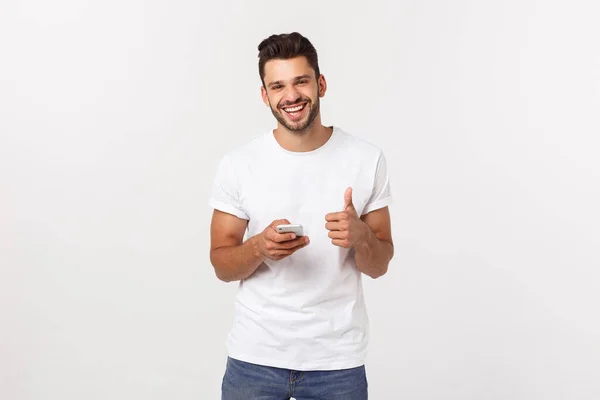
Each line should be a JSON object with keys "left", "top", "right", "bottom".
{"left": 294, "top": 74, "right": 312, "bottom": 81}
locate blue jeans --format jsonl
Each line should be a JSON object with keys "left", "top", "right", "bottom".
{"left": 221, "top": 357, "right": 368, "bottom": 400}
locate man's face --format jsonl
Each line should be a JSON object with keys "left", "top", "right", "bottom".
{"left": 261, "top": 56, "right": 326, "bottom": 133}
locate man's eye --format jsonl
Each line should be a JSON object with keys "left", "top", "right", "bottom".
{"left": 297, "top": 80, "right": 307, "bottom": 84}
{"left": 272, "top": 85, "right": 282, "bottom": 90}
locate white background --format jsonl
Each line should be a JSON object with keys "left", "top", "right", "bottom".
{"left": 1, "top": 0, "right": 599, "bottom": 399}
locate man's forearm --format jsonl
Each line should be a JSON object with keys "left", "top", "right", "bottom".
{"left": 210, "top": 236, "right": 265, "bottom": 282}
{"left": 354, "top": 225, "right": 394, "bottom": 279}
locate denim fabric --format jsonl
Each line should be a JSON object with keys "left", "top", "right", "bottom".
{"left": 221, "top": 357, "right": 368, "bottom": 400}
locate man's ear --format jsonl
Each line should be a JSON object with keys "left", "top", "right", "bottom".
{"left": 261, "top": 85, "right": 270, "bottom": 107}
{"left": 318, "top": 74, "right": 327, "bottom": 98}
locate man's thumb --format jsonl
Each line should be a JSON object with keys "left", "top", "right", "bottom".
{"left": 344, "top": 187, "right": 354, "bottom": 210}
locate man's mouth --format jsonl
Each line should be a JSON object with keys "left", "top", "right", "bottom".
{"left": 282, "top": 103, "right": 307, "bottom": 119}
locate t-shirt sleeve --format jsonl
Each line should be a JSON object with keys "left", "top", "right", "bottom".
{"left": 208, "top": 154, "right": 249, "bottom": 220}
{"left": 361, "top": 150, "right": 393, "bottom": 215}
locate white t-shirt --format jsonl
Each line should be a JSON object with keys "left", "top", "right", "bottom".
{"left": 208, "top": 126, "right": 393, "bottom": 371}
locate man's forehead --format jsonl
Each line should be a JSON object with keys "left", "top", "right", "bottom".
{"left": 264, "top": 57, "right": 314, "bottom": 82}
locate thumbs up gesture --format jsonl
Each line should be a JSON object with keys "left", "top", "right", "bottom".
{"left": 325, "top": 187, "right": 369, "bottom": 248}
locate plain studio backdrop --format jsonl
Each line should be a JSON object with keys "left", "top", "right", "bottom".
{"left": 1, "top": 0, "right": 599, "bottom": 399}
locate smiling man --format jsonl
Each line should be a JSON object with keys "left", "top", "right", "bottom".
{"left": 209, "top": 32, "right": 394, "bottom": 400}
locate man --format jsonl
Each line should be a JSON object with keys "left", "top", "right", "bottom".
{"left": 209, "top": 32, "right": 394, "bottom": 400}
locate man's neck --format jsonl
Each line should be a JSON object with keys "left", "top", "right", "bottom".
{"left": 273, "top": 122, "right": 333, "bottom": 153}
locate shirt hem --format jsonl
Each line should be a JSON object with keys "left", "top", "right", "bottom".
{"left": 208, "top": 199, "right": 249, "bottom": 220}
{"left": 226, "top": 350, "right": 366, "bottom": 371}
{"left": 361, "top": 196, "right": 393, "bottom": 215}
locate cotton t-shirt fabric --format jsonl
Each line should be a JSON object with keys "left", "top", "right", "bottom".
{"left": 208, "top": 126, "right": 393, "bottom": 371}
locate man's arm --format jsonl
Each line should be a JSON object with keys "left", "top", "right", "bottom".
{"left": 325, "top": 188, "right": 394, "bottom": 279}
{"left": 210, "top": 210, "right": 310, "bottom": 282}
{"left": 209, "top": 210, "right": 263, "bottom": 282}
{"left": 354, "top": 206, "right": 394, "bottom": 279}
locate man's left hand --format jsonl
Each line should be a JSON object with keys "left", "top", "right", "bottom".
{"left": 325, "top": 187, "right": 370, "bottom": 248}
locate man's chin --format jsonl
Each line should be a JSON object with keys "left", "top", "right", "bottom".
{"left": 285, "top": 120, "right": 311, "bottom": 133}
{"left": 276, "top": 113, "right": 308, "bottom": 132}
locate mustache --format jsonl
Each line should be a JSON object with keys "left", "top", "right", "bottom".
{"left": 278, "top": 97, "right": 310, "bottom": 109}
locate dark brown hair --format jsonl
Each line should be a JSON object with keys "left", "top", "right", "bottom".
{"left": 258, "top": 32, "right": 320, "bottom": 86}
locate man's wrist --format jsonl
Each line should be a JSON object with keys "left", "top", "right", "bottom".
{"left": 353, "top": 220, "right": 373, "bottom": 249}
{"left": 249, "top": 234, "right": 265, "bottom": 261}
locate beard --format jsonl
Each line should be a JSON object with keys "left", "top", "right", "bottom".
{"left": 270, "top": 96, "right": 320, "bottom": 134}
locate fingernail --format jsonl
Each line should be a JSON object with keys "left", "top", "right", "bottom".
{"left": 305, "top": 237, "right": 310, "bottom": 244}
{"left": 291, "top": 234, "right": 296, "bottom": 239}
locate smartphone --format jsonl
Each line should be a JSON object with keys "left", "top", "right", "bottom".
{"left": 276, "top": 224, "right": 304, "bottom": 237}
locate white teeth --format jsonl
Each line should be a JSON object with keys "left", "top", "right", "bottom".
{"left": 284, "top": 104, "right": 305, "bottom": 112}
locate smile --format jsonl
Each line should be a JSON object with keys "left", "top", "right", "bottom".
{"left": 282, "top": 103, "right": 307, "bottom": 118}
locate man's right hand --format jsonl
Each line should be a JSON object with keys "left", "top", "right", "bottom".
{"left": 256, "top": 219, "right": 310, "bottom": 261}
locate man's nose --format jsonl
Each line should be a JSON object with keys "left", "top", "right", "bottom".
{"left": 281, "top": 86, "right": 301, "bottom": 104}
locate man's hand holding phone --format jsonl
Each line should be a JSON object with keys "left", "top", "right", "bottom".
{"left": 256, "top": 219, "right": 309, "bottom": 261}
